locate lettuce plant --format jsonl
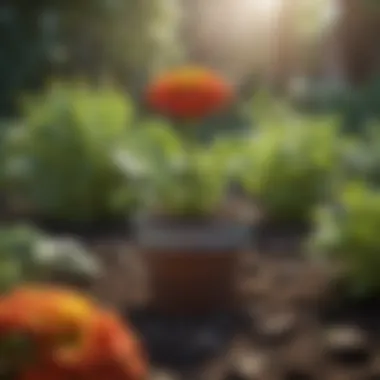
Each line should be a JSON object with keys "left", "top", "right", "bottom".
{"left": 309, "top": 182, "right": 380, "bottom": 296}
{"left": 115, "top": 120, "right": 241, "bottom": 218}
{"left": 3, "top": 82, "right": 138, "bottom": 221}
{"left": 238, "top": 114, "right": 341, "bottom": 223}
{"left": 0, "top": 224, "right": 101, "bottom": 293}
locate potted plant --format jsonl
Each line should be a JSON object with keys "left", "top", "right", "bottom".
{"left": 238, "top": 110, "right": 341, "bottom": 241}
{"left": 0, "top": 224, "right": 102, "bottom": 291}
{"left": 128, "top": 67, "right": 251, "bottom": 314}
{"left": 1, "top": 82, "right": 138, "bottom": 238}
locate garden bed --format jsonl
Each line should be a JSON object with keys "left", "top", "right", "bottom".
{"left": 88, "top": 237, "right": 380, "bottom": 380}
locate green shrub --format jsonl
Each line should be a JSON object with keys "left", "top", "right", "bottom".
{"left": 0, "top": 224, "right": 101, "bottom": 293}
{"left": 239, "top": 113, "right": 341, "bottom": 223}
{"left": 340, "top": 123, "right": 380, "bottom": 186}
{"left": 340, "top": 77, "right": 380, "bottom": 135}
{"left": 3, "top": 82, "right": 138, "bottom": 221}
{"left": 115, "top": 120, "right": 239, "bottom": 217}
{"left": 309, "top": 182, "right": 380, "bottom": 296}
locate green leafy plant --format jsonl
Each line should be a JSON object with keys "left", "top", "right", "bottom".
{"left": 116, "top": 120, "right": 240, "bottom": 218}
{"left": 0, "top": 224, "right": 101, "bottom": 293}
{"left": 309, "top": 182, "right": 380, "bottom": 296}
{"left": 340, "top": 76, "right": 380, "bottom": 135}
{"left": 239, "top": 113, "right": 342, "bottom": 223}
{"left": 340, "top": 123, "right": 380, "bottom": 186}
{"left": 2, "top": 82, "right": 138, "bottom": 221}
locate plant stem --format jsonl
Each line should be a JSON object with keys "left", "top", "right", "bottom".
{"left": 176, "top": 120, "right": 200, "bottom": 215}
{"left": 174, "top": 119, "right": 198, "bottom": 161}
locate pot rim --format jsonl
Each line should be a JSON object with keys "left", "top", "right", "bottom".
{"left": 133, "top": 211, "right": 252, "bottom": 251}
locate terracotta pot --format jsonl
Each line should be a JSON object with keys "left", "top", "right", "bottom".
{"left": 134, "top": 214, "right": 251, "bottom": 315}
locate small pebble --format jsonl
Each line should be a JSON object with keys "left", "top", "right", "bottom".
{"left": 324, "top": 325, "right": 370, "bottom": 365}
{"left": 151, "top": 369, "right": 180, "bottom": 380}
{"left": 275, "top": 261, "right": 303, "bottom": 286}
{"left": 254, "top": 312, "right": 297, "bottom": 345}
{"left": 226, "top": 351, "right": 267, "bottom": 380}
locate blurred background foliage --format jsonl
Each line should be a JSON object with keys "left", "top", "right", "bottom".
{"left": 0, "top": 0, "right": 380, "bottom": 136}
{"left": 0, "top": 0, "right": 182, "bottom": 117}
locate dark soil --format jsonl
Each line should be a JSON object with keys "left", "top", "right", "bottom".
{"left": 85, "top": 232, "right": 380, "bottom": 380}
{"left": 254, "top": 220, "right": 312, "bottom": 258}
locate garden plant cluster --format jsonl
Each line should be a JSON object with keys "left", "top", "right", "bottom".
{"left": 0, "top": 66, "right": 379, "bottom": 379}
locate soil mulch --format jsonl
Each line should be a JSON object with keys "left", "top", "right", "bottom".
{"left": 82, "top": 233, "right": 380, "bottom": 380}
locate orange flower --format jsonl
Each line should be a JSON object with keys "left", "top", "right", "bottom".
{"left": 146, "top": 67, "right": 233, "bottom": 120}
{"left": 0, "top": 286, "right": 147, "bottom": 380}
{"left": 54, "top": 311, "right": 147, "bottom": 380}
{"left": 0, "top": 286, "right": 94, "bottom": 342}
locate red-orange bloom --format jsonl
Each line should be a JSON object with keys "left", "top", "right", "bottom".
{"left": 0, "top": 286, "right": 147, "bottom": 380}
{"left": 0, "top": 286, "right": 94, "bottom": 345}
{"left": 146, "top": 67, "right": 233, "bottom": 120}
{"left": 54, "top": 311, "right": 147, "bottom": 380}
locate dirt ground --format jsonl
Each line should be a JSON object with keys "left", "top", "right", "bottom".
{"left": 83, "top": 232, "right": 380, "bottom": 380}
